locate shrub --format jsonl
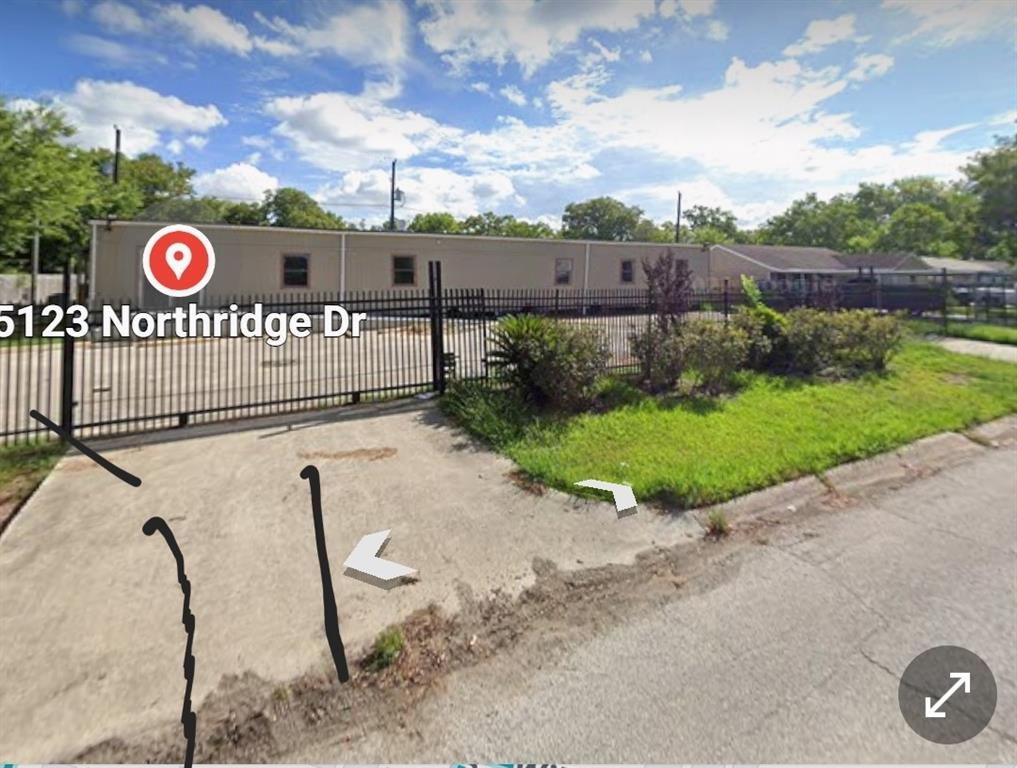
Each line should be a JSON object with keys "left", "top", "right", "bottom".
{"left": 737, "top": 275, "right": 788, "bottom": 371}
{"left": 365, "top": 626, "right": 405, "bottom": 671}
{"left": 730, "top": 308, "right": 773, "bottom": 371}
{"left": 487, "top": 315, "right": 608, "bottom": 411}
{"left": 643, "top": 249, "right": 693, "bottom": 330}
{"left": 785, "top": 308, "right": 838, "bottom": 374}
{"left": 630, "top": 322, "right": 686, "bottom": 392}
{"left": 681, "top": 319, "right": 750, "bottom": 394}
{"left": 831, "top": 310, "right": 902, "bottom": 372}
{"left": 441, "top": 380, "right": 532, "bottom": 447}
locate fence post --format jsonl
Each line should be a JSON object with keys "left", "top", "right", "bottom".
{"left": 427, "top": 260, "right": 446, "bottom": 395}
{"left": 59, "top": 261, "right": 75, "bottom": 436}
{"left": 722, "top": 279, "right": 730, "bottom": 323}
{"left": 941, "top": 268, "right": 949, "bottom": 334}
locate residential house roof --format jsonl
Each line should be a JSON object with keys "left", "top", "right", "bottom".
{"left": 712, "top": 244, "right": 847, "bottom": 272}
{"left": 834, "top": 251, "right": 930, "bottom": 271}
{"left": 921, "top": 256, "right": 1014, "bottom": 274}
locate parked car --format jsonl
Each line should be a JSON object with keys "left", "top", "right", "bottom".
{"left": 973, "top": 285, "right": 1017, "bottom": 308}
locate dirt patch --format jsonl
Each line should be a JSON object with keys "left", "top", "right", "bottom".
{"left": 297, "top": 448, "right": 398, "bottom": 462}
{"left": 946, "top": 372, "right": 974, "bottom": 386}
{"left": 505, "top": 469, "right": 546, "bottom": 496}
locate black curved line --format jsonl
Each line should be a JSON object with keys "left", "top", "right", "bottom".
{"left": 143, "top": 516, "right": 197, "bottom": 768}
{"left": 29, "top": 409, "right": 141, "bottom": 487}
{"left": 300, "top": 464, "right": 350, "bottom": 683}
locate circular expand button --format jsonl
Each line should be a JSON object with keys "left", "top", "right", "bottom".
{"left": 899, "top": 645, "right": 996, "bottom": 744}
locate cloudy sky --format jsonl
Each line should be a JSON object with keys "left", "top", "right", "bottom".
{"left": 2, "top": 0, "right": 1015, "bottom": 228}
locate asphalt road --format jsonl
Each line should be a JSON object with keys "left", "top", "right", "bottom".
{"left": 294, "top": 445, "right": 1017, "bottom": 763}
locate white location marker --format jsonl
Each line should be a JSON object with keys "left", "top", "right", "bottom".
{"left": 165, "top": 243, "right": 192, "bottom": 280}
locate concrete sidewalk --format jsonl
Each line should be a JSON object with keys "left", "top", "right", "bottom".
{"left": 937, "top": 336, "right": 1017, "bottom": 363}
{"left": 0, "top": 401, "right": 698, "bottom": 760}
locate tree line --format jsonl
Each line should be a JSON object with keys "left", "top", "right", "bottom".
{"left": 2, "top": 97, "right": 1014, "bottom": 273}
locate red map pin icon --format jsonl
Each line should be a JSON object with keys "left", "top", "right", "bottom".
{"left": 142, "top": 224, "right": 216, "bottom": 298}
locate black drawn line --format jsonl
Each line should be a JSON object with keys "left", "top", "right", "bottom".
{"left": 300, "top": 464, "right": 351, "bottom": 683}
{"left": 29, "top": 409, "right": 142, "bottom": 487}
{"left": 143, "top": 516, "right": 197, "bottom": 768}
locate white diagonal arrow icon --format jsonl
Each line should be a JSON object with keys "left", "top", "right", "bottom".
{"left": 343, "top": 529, "right": 416, "bottom": 583}
{"left": 925, "top": 672, "right": 971, "bottom": 718}
{"left": 575, "top": 479, "right": 638, "bottom": 515}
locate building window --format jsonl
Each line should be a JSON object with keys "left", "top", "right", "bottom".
{"left": 620, "top": 259, "right": 635, "bottom": 284}
{"left": 282, "top": 254, "right": 309, "bottom": 287}
{"left": 392, "top": 255, "right": 416, "bottom": 286}
{"left": 555, "top": 257, "right": 573, "bottom": 286}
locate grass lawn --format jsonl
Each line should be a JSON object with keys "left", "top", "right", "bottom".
{"left": 447, "top": 342, "right": 1017, "bottom": 509}
{"left": 908, "top": 319, "right": 1017, "bottom": 347}
{"left": 0, "top": 441, "right": 65, "bottom": 532}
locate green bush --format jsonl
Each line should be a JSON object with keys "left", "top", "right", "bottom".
{"left": 681, "top": 319, "right": 750, "bottom": 394}
{"left": 487, "top": 315, "right": 608, "bottom": 411}
{"left": 786, "top": 309, "right": 903, "bottom": 376}
{"left": 785, "top": 308, "right": 838, "bottom": 374}
{"left": 737, "top": 275, "right": 788, "bottom": 370}
{"left": 831, "top": 310, "right": 902, "bottom": 372}
{"left": 630, "top": 323, "right": 686, "bottom": 392}
{"left": 730, "top": 308, "right": 773, "bottom": 371}
{"left": 441, "top": 380, "right": 532, "bottom": 447}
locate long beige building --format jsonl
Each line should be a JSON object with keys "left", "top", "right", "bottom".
{"left": 88, "top": 220, "right": 950, "bottom": 305}
{"left": 89, "top": 220, "right": 717, "bottom": 305}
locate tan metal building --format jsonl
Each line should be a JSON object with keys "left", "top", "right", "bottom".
{"left": 89, "top": 221, "right": 717, "bottom": 305}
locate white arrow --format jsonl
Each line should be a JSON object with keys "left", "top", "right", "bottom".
{"left": 925, "top": 672, "right": 971, "bottom": 718}
{"left": 575, "top": 479, "right": 638, "bottom": 515}
{"left": 343, "top": 529, "right": 416, "bottom": 583}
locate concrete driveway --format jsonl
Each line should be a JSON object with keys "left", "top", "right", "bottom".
{"left": 0, "top": 400, "right": 697, "bottom": 761}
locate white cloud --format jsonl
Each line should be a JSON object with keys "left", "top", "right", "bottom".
{"left": 639, "top": 49, "right": 653, "bottom": 63}
{"left": 847, "top": 53, "right": 894, "bottom": 81}
{"left": 91, "top": 0, "right": 148, "bottom": 34}
{"left": 67, "top": 33, "right": 166, "bottom": 66}
{"left": 678, "top": 0, "right": 716, "bottom": 19}
{"left": 254, "top": 0, "right": 409, "bottom": 71}
{"left": 265, "top": 90, "right": 460, "bottom": 171}
{"left": 470, "top": 81, "right": 491, "bottom": 94}
{"left": 419, "top": 0, "right": 655, "bottom": 76}
{"left": 500, "top": 85, "right": 528, "bottom": 107}
{"left": 617, "top": 178, "right": 786, "bottom": 227}
{"left": 161, "top": 3, "right": 254, "bottom": 54}
{"left": 165, "top": 139, "right": 183, "bottom": 155}
{"left": 883, "top": 0, "right": 1017, "bottom": 46}
{"left": 783, "top": 14, "right": 869, "bottom": 57}
{"left": 705, "top": 19, "right": 729, "bottom": 41}
{"left": 193, "top": 163, "right": 279, "bottom": 201}
{"left": 50, "top": 79, "right": 226, "bottom": 155}
{"left": 316, "top": 166, "right": 519, "bottom": 220}
{"left": 184, "top": 134, "right": 208, "bottom": 149}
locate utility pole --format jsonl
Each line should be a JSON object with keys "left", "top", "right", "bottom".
{"left": 31, "top": 217, "right": 39, "bottom": 304}
{"left": 675, "top": 191, "right": 682, "bottom": 243}
{"left": 113, "top": 125, "right": 121, "bottom": 184}
{"left": 389, "top": 159, "right": 396, "bottom": 231}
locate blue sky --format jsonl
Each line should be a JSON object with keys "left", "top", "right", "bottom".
{"left": 1, "top": 0, "right": 1015, "bottom": 228}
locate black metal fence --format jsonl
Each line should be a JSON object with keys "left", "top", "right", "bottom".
{"left": 1, "top": 264, "right": 1013, "bottom": 445}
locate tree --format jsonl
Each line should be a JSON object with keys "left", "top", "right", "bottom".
{"left": 561, "top": 196, "right": 643, "bottom": 241}
{"left": 459, "top": 211, "right": 555, "bottom": 238}
{"left": 877, "top": 202, "right": 955, "bottom": 256}
{"left": 222, "top": 200, "right": 267, "bottom": 226}
{"left": 684, "top": 205, "right": 739, "bottom": 239}
{"left": 642, "top": 248, "right": 693, "bottom": 330}
{"left": 633, "top": 218, "right": 674, "bottom": 243}
{"left": 408, "top": 212, "right": 460, "bottom": 234}
{"left": 0, "top": 99, "right": 96, "bottom": 259}
{"left": 263, "top": 188, "right": 345, "bottom": 230}
{"left": 121, "top": 153, "right": 195, "bottom": 211}
{"left": 963, "top": 134, "right": 1017, "bottom": 262}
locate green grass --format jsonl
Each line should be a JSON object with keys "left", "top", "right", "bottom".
{"left": 0, "top": 441, "right": 65, "bottom": 529}
{"left": 445, "top": 342, "right": 1017, "bottom": 509}
{"left": 364, "top": 626, "right": 405, "bottom": 671}
{"left": 907, "top": 319, "right": 1017, "bottom": 347}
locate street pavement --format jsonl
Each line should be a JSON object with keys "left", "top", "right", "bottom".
{"left": 291, "top": 444, "right": 1017, "bottom": 763}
